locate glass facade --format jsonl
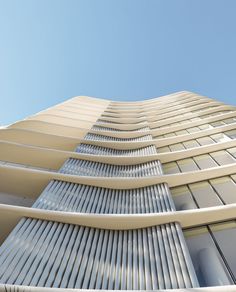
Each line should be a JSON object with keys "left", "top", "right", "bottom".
{"left": 184, "top": 221, "right": 236, "bottom": 286}
{"left": 163, "top": 148, "right": 236, "bottom": 174}
{"left": 171, "top": 175, "right": 236, "bottom": 209}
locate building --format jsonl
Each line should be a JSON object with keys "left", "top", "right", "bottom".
{"left": 0, "top": 91, "right": 236, "bottom": 291}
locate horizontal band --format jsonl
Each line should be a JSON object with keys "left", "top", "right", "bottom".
{"left": 0, "top": 202, "right": 235, "bottom": 230}
{"left": 1, "top": 139, "right": 236, "bottom": 171}
{"left": 1, "top": 162, "right": 236, "bottom": 198}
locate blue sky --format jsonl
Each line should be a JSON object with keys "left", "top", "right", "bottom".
{"left": 0, "top": 0, "right": 236, "bottom": 124}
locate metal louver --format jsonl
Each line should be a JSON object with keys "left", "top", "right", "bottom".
{"left": 76, "top": 144, "right": 157, "bottom": 156}
{"left": 0, "top": 219, "right": 198, "bottom": 289}
{"left": 34, "top": 180, "right": 174, "bottom": 213}
{"left": 91, "top": 125, "right": 150, "bottom": 132}
{"left": 84, "top": 133, "right": 153, "bottom": 141}
{"left": 59, "top": 158, "right": 162, "bottom": 177}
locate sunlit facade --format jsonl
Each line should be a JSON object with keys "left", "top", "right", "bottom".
{"left": 0, "top": 91, "right": 236, "bottom": 291}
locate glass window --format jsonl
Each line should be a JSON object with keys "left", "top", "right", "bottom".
{"left": 183, "top": 140, "right": 200, "bottom": 149}
{"left": 210, "top": 150, "right": 236, "bottom": 165}
{"left": 189, "top": 181, "right": 223, "bottom": 208}
{"left": 199, "top": 124, "right": 212, "bottom": 130}
{"left": 223, "top": 118, "right": 236, "bottom": 125}
{"left": 211, "top": 133, "right": 231, "bottom": 143}
{"left": 157, "top": 146, "right": 170, "bottom": 153}
{"left": 211, "top": 121, "right": 225, "bottom": 127}
{"left": 210, "top": 176, "right": 236, "bottom": 204}
{"left": 169, "top": 143, "right": 185, "bottom": 151}
{"left": 227, "top": 147, "right": 236, "bottom": 158}
{"left": 184, "top": 226, "right": 233, "bottom": 287}
{"left": 187, "top": 127, "right": 200, "bottom": 133}
{"left": 210, "top": 221, "right": 236, "bottom": 280}
{"left": 155, "top": 135, "right": 164, "bottom": 139}
{"left": 200, "top": 113, "right": 211, "bottom": 119}
{"left": 175, "top": 129, "right": 188, "bottom": 136}
{"left": 171, "top": 186, "right": 197, "bottom": 210}
{"left": 177, "top": 158, "right": 199, "bottom": 172}
{"left": 197, "top": 136, "right": 215, "bottom": 146}
{"left": 224, "top": 129, "right": 236, "bottom": 139}
{"left": 164, "top": 133, "right": 176, "bottom": 138}
{"left": 194, "top": 154, "right": 218, "bottom": 169}
{"left": 162, "top": 162, "right": 180, "bottom": 174}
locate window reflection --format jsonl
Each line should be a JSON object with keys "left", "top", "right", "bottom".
{"left": 184, "top": 225, "right": 234, "bottom": 287}
{"left": 171, "top": 175, "right": 236, "bottom": 210}
{"left": 210, "top": 221, "right": 236, "bottom": 280}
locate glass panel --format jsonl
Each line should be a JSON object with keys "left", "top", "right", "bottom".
{"left": 157, "top": 146, "right": 170, "bottom": 153}
{"left": 177, "top": 158, "right": 199, "bottom": 172}
{"left": 156, "top": 134, "right": 164, "bottom": 138}
{"left": 227, "top": 147, "right": 236, "bottom": 158}
{"left": 211, "top": 133, "right": 231, "bottom": 143}
{"left": 210, "top": 150, "right": 236, "bottom": 165}
{"left": 162, "top": 162, "right": 180, "bottom": 174}
{"left": 210, "top": 177, "right": 236, "bottom": 204}
{"left": 223, "top": 118, "right": 236, "bottom": 124}
{"left": 194, "top": 154, "right": 218, "bottom": 169}
{"left": 224, "top": 129, "right": 236, "bottom": 139}
{"left": 183, "top": 140, "right": 200, "bottom": 149}
{"left": 210, "top": 221, "right": 236, "bottom": 280}
{"left": 187, "top": 127, "right": 200, "bottom": 133}
{"left": 197, "top": 136, "right": 215, "bottom": 146}
{"left": 184, "top": 226, "right": 233, "bottom": 287}
{"left": 199, "top": 124, "right": 212, "bottom": 130}
{"left": 189, "top": 181, "right": 223, "bottom": 208}
{"left": 175, "top": 129, "right": 188, "bottom": 135}
{"left": 211, "top": 121, "right": 225, "bottom": 127}
{"left": 164, "top": 133, "right": 176, "bottom": 138}
{"left": 169, "top": 143, "right": 185, "bottom": 151}
{"left": 171, "top": 186, "right": 197, "bottom": 210}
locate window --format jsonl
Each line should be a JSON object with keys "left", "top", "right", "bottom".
{"left": 210, "top": 176, "right": 236, "bottom": 204}
{"left": 178, "top": 158, "right": 199, "bottom": 172}
{"left": 210, "top": 150, "right": 235, "bottom": 165}
{"left": 211, "top": 221, "right": 236, "bottom": 280}
{"left": 194, "top": 154, "right": 217, "bottom": 169}
{"left": 169, "top": 143, "right": 185, "bottom": 151}
{"left": 171, "top": 186, "right": 197, "bottom": 210}
{"left": 162, "top": 162, "right": 180, "bottom": 174}
{"left": 184, "top": 226, "right": 234, "bottom": 287}
{"left": 189, "top": 181, "right": 223, "bottom": 208}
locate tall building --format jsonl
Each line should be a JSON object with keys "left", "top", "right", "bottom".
{"left": 0, "top": 91, "right": 236, "bottom": 291}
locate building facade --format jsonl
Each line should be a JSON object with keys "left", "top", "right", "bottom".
{"left": 0, "top": 91, "right": 236, "bottom": 291}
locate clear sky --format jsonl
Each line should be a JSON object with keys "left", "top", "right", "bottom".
{"left": 0, "top": 0, "right": 236, "bottom": 125}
